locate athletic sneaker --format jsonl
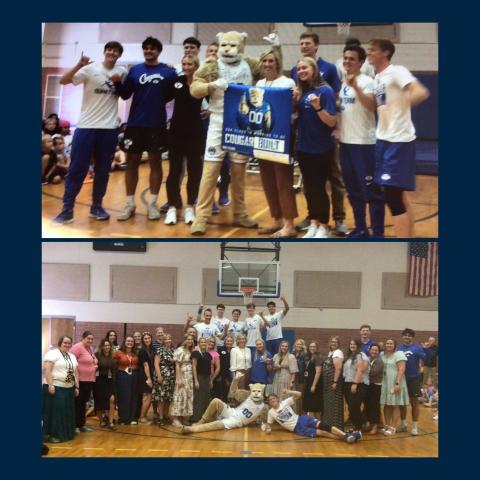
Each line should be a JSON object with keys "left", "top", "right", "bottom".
{"left": 117, "top": 204, "right": 136, "bottom": 221}
{"left": 89, "top": 206, "right": 110, "bottom": 221}
{"left": 184, "top": 207, "right": 195, "bottom": 224}
{"left": 396, "top": 425, "right": 408, "bottom": 433}
{"left": 334, "top": 219, "right": 349, "bottom": 236}
{"left": 411, "top": 426, "right": 419, "bottom": 436}
{"left": 147, "top": 203, "right": 161, "bottom": 221}
{"left": 303, "top": 224, "right": 318, "bottom": 238}
{"left": 353, "top": 431, "right": 362, "bottom": 442}
{"left": 165, "top": 207, "right": 177, "bottom": 225}
{"left": 296, "top": 217, "right": 310, "bottom": 231}
{"left": 314, "top": 225, "right": 329, "bottom": 238}
{"left": 80, "top": 426, "right": 93, "bottom": 432}
{"left": 130, "top": 421, "right": 138, "bottom": 425}
{"left": 219, "top": 192, "right": 230, "bottom": 206}
{"left": 74, "top": 428, "right": 80, "bottom": 434}
{"left": 348, "top": 228, "right": 370, "bottom": 239}
{"left": 159, "top": 202, "right": 170, "bottom": 214}
{"left": 345, "top": 433, "right": 356, "bottom": 443}
{"left": 212, "top": 201, "right": 220, "bottom": 214}
{"left": 53, "top": 210, "right": 74, "bottom": 225}
{"left": 172, "top": 419, "right": 183, "bottom": 428}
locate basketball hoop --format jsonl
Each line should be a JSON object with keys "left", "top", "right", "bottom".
{"left": 337, "top": 23, "right": 351, "bottom": 36}
{"left": 240, "top": 286, "right": 257, "bottom": 305}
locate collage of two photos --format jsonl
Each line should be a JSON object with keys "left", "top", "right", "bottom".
{"left": 41, "top": 22, "right": 438, "bottom": 459}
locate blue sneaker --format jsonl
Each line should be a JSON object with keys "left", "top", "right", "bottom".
{"left": 348, "top": 228, "right": 370, "bottom": 239}
{"left": 219, "top": 192, "right": 230, "bottom": 206}
{"left": 353, "top": 431, "right": 362, "bottom": 442}
{"left": 212, "top": 201, "right": 220, "bottom": 215}
{"left": 53, "top": 210, "right": 74, "bottom": 225}
{"left": 89, "top": 206, "right": 110, "bottom": 221}
{"left": 345, "top": 433, "right": 356, "bottom": 443}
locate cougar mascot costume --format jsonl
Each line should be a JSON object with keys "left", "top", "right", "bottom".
{"left": 180, "top": 373, "right": 267, "bottom": 433}
{"left": 189, "top": 31, "right": 280, "bottom": 235}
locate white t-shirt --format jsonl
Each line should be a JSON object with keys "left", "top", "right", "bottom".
{"left": 194, "top": 322, "right": 222, "bottom": 340}
{"left": 245, "top": 315, "right": 263, "bottom": 347}
{"left": 336, "top": 58, "right": 375, "bottom": 81}
{"left": 220, "top": 396, "right": 266, "bottom": 429}
{"left": 212, "top": 316, "right": 230, "bottom": 346}
{"left": 256, "top": 76, "right": 296, "bottom": 89}
{"left": 43, "top": 348, "right": 78, "bottom": 388}
{"left": 265, "top": 311, "right": 285, "bottom": 341}
{"left": 374, "top": 64, "right": 417, "bottom": 142}
{"left": 267, "top": 396, "right": 298, "bottom": 431}
{"left": 328, "top": 349, "right": 344, "bottom": 360}
{"left": 227, "top": 321, "right": 246, "bottom": 343}
{"left": 72, "top": 63, "right": 126, "bottom": 129}
{"left": 339, "top": 74, "right": 376, "bottom": 145}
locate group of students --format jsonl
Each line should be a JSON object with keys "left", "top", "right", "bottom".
{"left": 42, "top": 297, "right": 438, "bottom": 444}
{"left": 46, "top": 29, "right": 429, "bottom": 238}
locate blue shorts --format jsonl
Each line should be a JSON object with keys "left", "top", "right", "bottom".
{"left": 374, "top": 140, "right": 416, "bottom": 191}
{"left": 293, "top": 415, "right": 318, "bottom": 438}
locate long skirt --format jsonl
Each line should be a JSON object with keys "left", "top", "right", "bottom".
{"left": 42, "top": 384, "right": 75, "bottom": 442}
{"left": 116, "top": 370, "right": 139, "bottom": 424}
{"left": 170, "top": 364, "right": 193, "bottom": 417}
{"left": 192, "top": 375, "right": 212, "bottom": 422}
{"left": 93, "top": 374, "right": 115, "bottom": 411}
{"left": 322, "top": 359, "right": 344, "bottom": 430}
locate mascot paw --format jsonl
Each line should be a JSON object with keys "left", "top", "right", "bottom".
{"left": 212, "top": 78, "right": 228, "bottom": 91}
{"left": 263, "top": 32, "right": 280, "bottom": 46}
{"left": 261, "top": 422, "right": 268, "bottom": 432}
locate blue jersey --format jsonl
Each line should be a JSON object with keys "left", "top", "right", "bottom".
{"left": 291, "top": 57, "right": 341, "bottom": 94}
{"left": 250, "top": 351, "right": 273, "bottom": 384}
{"left": 397, "top": 343, "right": 426, "bottom": 379}
{"left": 361, "top": 339, "right": 374, "bottom": 355}
{"left": 296, "top": 85, "right": 336, "bottom": 154}
{"left": 238, "top": 102, "right": 272, "bottom": 133}
{"left": 116, "top": 63, "right": 177, "bottom": 129}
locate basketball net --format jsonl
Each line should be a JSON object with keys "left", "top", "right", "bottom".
{"left": 240, "top": 287, "right": 256, "bottom": 305}
{"left": 337, "top": 23, "right": 351, "bottom": 36}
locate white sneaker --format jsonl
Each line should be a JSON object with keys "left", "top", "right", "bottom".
{"left": 314, "top": 225, "right": 329, "bottom": 238}
{"left": 117, "top": 204, "right": 136, "bottom": 221}
{"left": 303, "top": 224, "right": 318, "bottom": 238}
{"left": 411, "top": 426, "right": 418, "bottom": 436}
{"left": 148, "top": 203, "right": 161, "bottom": 220}
{"left": 164, "top": 207, "right": 177, "bottom": 225}
{"left": 184, "top": 207, "right": 195, "bottom": 224}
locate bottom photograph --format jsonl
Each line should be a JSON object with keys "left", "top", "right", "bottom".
{"left": 41, "top": 241, "right": 438, "bottom": 458}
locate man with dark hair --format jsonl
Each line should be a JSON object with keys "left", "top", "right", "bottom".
{"left": 396, "top": 328, "right": 426, "bottom": 435}
{"left": 338, "top": 45, "right": 385, "bottom": 238}
{"left": 259, "top": 294, "right": 289, "bottom": 355}
{"left": 183, "top": 36, "right": 201, "bottom": 54}
{"left": 114, "top": 37, "right": 177, "bottom": 222}
{"left": 367, "top": 38, "right": 429, "bottom": 238}
{"left": 53, "top": 42, "right": 126, "bottom": 224}
{"left": 336, "top": 37, "right": 375, "bottom": 81}
{"left": 212, "top": 303, "right": 230, "bottom": 347}
{"left": 359, "top": 324, "right": 375, "bottom": 354}
{"left": 185, "top": 306, "right": 226, "bottom": 342}
{"left": 291, "top": 32, "right": 347, "bottom": 237}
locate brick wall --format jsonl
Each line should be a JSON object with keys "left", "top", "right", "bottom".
{"left": 75, "top": 322, "right": 437, "bottom": 354}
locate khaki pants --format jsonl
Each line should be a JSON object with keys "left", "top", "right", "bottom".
{"left": 329, "top": 147, "right": 346, "bottom": 220}
{"left": 196, "top": 160, "right": 250, "bottom": 222}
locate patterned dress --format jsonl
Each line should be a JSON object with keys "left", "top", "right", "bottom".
{"left": 270, "top": 353, "right": 299, "bottom": 400}
{"left": 321, "top": 352, "right": 345, "bottom": 430}
{"left": 380, "top": 351, "right": 410, "bottom": 406}
{"left": 170, "top": 347, "right": 194, "bottom": 416}
{"left": 152, "top": 346, "right": 176, "bottom": 402}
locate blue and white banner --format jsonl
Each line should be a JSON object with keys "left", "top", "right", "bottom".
{"left": 222, "top": 84, "right": 293, "bottom": 164}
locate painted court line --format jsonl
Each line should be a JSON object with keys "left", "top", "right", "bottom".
{"left": 180, "top": 450, "right": 200, "bottom": 453}
{"left": 211, "top": 451, "right": 233, "bottom": 454}
{"left": 148, "top": 449, "right": 169, "bottom": 452}
{"left": 303, "top": 452, "right": 325, "bottom": 456}
{"left": 115, "top": 448, "right": 136, "bottom": 451}
{"left": 83, "top": 448, "right": 104, "bottom": 450}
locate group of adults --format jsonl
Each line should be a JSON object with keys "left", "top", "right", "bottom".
{"left": 49, "top": 28, "right": 429, "bottom": 239}
{"left": 42, "top": 295, "right": 437, "bottom": 443}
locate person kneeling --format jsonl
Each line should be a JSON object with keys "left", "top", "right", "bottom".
{"left": 264, "top": 389, "right": 361, "bottom": 443}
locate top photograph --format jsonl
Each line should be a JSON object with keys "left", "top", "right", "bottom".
{"left": 41, "top": 22, "right": 438, "bottom": 239}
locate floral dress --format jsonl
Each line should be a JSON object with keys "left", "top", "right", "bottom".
{"left": 170, "top": 347, "right": 193, "bottom": 416}
{"left": 152, "top": 346, "right": 176, "bottom": 402}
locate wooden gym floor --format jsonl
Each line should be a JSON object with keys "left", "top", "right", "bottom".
{"left": 42, "top": 161, "right": 438, "bottom": 239}
{"left": 44, "top": 406, "right": 438, "bottom": 458}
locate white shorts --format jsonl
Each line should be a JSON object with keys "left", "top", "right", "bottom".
{"left": 205, "top": 112, "right": 249, "bottom": 164}
{"left": 218, "top": 405, "right": 244, "bottom": 430}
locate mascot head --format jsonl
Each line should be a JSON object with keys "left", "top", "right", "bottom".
{"left": 216, "top": 31, "right": 248, "bottom": 64}
{"left": 249, "top": 383, "right": 265, "bottom": 403}
{"left": 248, "top": 87, "right": 265, "bottom": 107}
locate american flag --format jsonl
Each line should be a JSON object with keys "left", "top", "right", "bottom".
{"left": 408, "top": 242, "right": 438, "bottom": 296}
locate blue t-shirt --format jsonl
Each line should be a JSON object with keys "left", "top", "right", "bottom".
{"left": 397, "top": 343, "right": 426, "bottom": 379}
{"left": 291, "top": 57, "right": 341, "bottom": 94}
{"left": 250, "top": 351, "right": 273, "bottom": 384}
{"left": 116, "top": 63, "right": 177, "bottom": 129}
{"left": 361, "top": 339, "right": 374, "bottom": 355}
{"left": 296, "top": 85, "right": 336, "bottom": 154}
